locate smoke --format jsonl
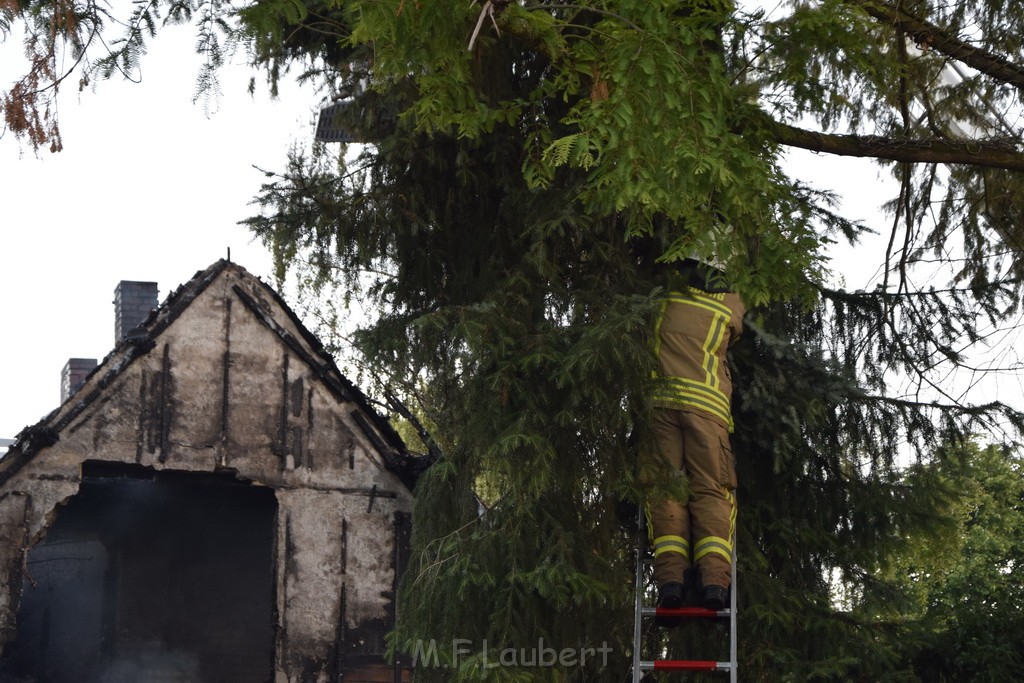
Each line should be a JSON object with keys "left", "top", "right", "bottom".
{"left": 97, "top": 642, "right": 202, "bottom": 682}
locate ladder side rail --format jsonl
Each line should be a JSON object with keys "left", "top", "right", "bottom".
{"left": 730, "top": 510, "right": 737, "bottom": 683}
{"left": 632, "top": 502, "right": 644, "bottom": 683}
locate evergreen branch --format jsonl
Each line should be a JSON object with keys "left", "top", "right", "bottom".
{"left": 819, "top": 277, "right": 1024, "bottom": 301}
{"left": 538, "top": 4, "right": 641, "bottom": 31}
{"left": 844, "top": 0, "right": 1024, "bottom": 90}
{"left": 303, "top": 10, "right": 350, "bottom": 37}
{"left": 383, "top": 386, "right": 444, "bottom": 460}
{"left": 878, "top": 286, "right": 1002, "bottom": 407}
{"left": 856, "top": 391, "right": 1007, "bottom": 416}
{"left": 766, "top": 118, "right": 1024, "bottom": 171}
{"left": 13, "top": 20, "right": 100, "bottom": 97}
{"left": 94, "top": 30, "right": 143, "bottom": 84}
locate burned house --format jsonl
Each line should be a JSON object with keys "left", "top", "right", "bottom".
{"left": 0, "top": 260, "right": 424, "bottom": 682}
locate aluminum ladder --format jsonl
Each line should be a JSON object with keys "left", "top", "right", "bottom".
{"left": 630, "top": 506, "right": 738, "bottom": 682}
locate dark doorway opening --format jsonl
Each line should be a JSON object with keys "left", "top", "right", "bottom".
{"left": 1, "top": 463, "right": 277, "bottom": 682}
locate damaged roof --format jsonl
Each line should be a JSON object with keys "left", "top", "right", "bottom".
{"left": 0, "top": 259, "right": 434, "bottom": 490}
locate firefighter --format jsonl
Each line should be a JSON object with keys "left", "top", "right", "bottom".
{"left": 645, "top": 257, "right": 744, "bottom": 626}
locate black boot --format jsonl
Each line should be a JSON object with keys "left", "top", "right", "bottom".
{"left": 701, "top": 584, "right": 728, "bottom": 611}
{"left": 655, "top": 582, "right": 686, "bottom": 628}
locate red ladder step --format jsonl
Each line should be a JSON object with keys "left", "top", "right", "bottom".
{"left": 641, "top": 660, "right": 733, "bottom": 672}
{"left": 641, "top": 606, "right": 729, "bottom": 618}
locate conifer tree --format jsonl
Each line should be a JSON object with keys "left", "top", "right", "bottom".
{"left": 5, "top": 1, "right": 1024, "bottom": 679}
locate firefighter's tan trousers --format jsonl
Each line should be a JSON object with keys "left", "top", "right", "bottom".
{"left": 647, "top": 408, "right": 737, "bottom": 590}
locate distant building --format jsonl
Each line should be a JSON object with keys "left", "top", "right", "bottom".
{"left": 0, "top": 260, "right": 426, "bottom": 682}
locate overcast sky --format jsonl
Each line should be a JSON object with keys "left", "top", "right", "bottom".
{"left": 0, "top": 25, "right": 320, "bottom": 439}
{"left": 1, "top": 22, "right": 1020, "bottom": 445}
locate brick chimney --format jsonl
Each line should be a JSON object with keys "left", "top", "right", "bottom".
{"left": 114, "top": 281, "right": 158, "bottom": 343}
{"left": 62, "top": 358, "right": 98, "bottom": 403}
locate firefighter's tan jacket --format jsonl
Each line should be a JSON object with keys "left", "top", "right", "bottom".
{"left": 651, "top": 288, "right": 745, "bottom": 429}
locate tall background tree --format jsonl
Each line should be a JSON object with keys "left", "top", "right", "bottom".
{"left": 881, "top": 441, "right": 1024, "bottom": 681}
{"left": 4, "top": 0, "right": 1024, "bottom": 679}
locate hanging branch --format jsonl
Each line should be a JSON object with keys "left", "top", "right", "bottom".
{"left": 765, "top": 118, "right": 1024, "bottom": 171}
{"left": 844, "top": 0, "right": 1024, "bottom": 90}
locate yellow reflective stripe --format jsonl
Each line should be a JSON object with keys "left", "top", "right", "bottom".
{"left": 652, "top": 388, "right": 732, "bottom": 425}
{"left": 653, "top": 535, "right": 689, "bottom": 547}
{"left": 664, "top": 377, "right": 730, "bottom": 414}
{"left": 654, "top": 538, "right": 690, "bottom": 559}
{"left": 693, "top": 289, "right": 726, "bottom": 301}
{"left": 692, "top": 492, "right": 738, "bottom": 564}
{"left": 702, "top": 313, "right": 728, "bottom": 390}
{"left": 688, "top": 288, "right": 729, "bottom": 309}
{"left": 694, "top": 535, "right": 733, "bottom": 563}
{"left": 654, "top": 541, "right": 689, "bottom": 551}
{"left": 665, "top": 296, "right": 731, "bottom": 320}
{"left": 695, "top": 535, "right": 733, "bottom": 551}
{"left": 694, "top": 544, "right": 732, "bottom": 563}
{"left": 665, "top": 289, "right": 732, "bottom": 316}
{"left": 651, "top": 395, "right": 729, "bottom": 424}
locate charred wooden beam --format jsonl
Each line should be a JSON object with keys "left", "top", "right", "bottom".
{"left": 221, "top": 297, "right": 233, "bottom": 458}
{"left": 157, "top": 343, "right": 173, "bottom": 464}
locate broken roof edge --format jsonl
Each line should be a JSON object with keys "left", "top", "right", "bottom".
{"left": 0, "top": 259, "right": 427, "bottom": 490}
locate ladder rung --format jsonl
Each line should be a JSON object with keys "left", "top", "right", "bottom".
{"left": 641, "top": 606, "right": 729, "bottom": 618}
{"left": 641, "top": 660, "right": 732, "bottom": 672}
